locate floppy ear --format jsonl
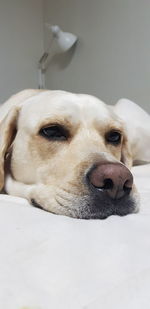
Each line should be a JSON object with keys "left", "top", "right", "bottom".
{"left": 0, "top": 107, "right": 19, "bottom": 190}
{"left": 114, "top": 99, "right": 150, "bottom": 165}
{"left": 0, "top": 89, "right": 44, "bottom": 191}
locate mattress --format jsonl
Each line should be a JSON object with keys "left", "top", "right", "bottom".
{"left": 0, "top": 164, "right": 150, "bottom": 309}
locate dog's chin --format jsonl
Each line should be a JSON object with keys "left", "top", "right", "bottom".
{"left": 79, "top": 195, "right": 138, "bottom": 219}
{"left": 31, "top": 193, "right": 138, "bottom": 220}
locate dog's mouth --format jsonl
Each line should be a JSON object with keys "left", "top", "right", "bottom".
{"left": 80, "top": 194, "right": 137, "bottom": 219}
{"left": 30, "top": 192, "right": 138, "bottom": 220}
{"left": 31, "top": 198, "right": 45, "bottom": 211}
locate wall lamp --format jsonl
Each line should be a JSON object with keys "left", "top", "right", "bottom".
{"left": 38, "top": 24, "right": 78, "bottom": 89}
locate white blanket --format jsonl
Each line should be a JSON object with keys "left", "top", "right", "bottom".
{"left": 0, "top": 164, "right": 150, "bottom": 309}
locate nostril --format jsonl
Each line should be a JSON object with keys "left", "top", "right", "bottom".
{"left": 123, "top": 179, "right": 133, "bottom": 195}
{"left": 93, "top": 178, "right": 114, "bottom": 190}
{"left": 123, "top": 186, "right": 131, "bottom": 195}
{"left": 103, "top": 178, "right": 114, "bottom": 190}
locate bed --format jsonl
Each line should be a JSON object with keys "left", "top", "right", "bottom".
{"left": 0, "top": 163, "right": 150, "bottom": 309}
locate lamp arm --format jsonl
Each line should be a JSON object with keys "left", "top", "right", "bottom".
{"left": 38, "top": 51, "right": 53, "bottom": 72}
{"left": 38, "top": 37, "right": 54, "bottom": 89}
{"left": 38, "top": 68, "right": 45, "bottom": 89}
{"left": 38, "top": 51, "right": 54, "bottom": 89}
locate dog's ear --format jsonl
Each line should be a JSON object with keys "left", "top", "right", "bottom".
{"left": 0, "top": 89, "right": 44, "bottom": 190}
{"left": 0, "top": 107, "right": 19, "bottom": 190}
{"left": 114, "top": 99, "right": 150, "bottom": 165}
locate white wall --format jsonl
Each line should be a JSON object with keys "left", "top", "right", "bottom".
{"left": 0, "top": 0, "right": 44, "bottom": 103}
{"left": 44, "top": 0, "right": 150, "bottom": 112}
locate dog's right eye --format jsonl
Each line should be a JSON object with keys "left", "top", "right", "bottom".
{"left": 105, "top": 130, "right": 122, "bottom": 145}
{"left": 39, "top": 125, "right": 68, "bottom": 141}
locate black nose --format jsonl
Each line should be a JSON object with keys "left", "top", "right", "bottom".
{"left": 87, "top": 163, "right": 133, "bottom": 199}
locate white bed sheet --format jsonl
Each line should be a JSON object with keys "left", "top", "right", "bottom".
{"left": 0, "top": 164, "right": 150, "bottom": 309}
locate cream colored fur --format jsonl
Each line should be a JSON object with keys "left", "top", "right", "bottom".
{"left": 0, "top": 90, "right": 143, "bottom": 218}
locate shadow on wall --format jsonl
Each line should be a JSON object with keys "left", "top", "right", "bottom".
{"left": 49, "top": 41, "right": 78, "bottom": 70}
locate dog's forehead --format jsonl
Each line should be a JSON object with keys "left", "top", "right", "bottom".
{"left": 19, "top": 90, "right": 118, "bottom": 130}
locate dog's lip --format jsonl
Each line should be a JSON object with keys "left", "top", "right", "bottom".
{"left": 30, "top": 198, "right": 74, "bottom": 216}
{"left": 31, "top": 198, "right": 45, "bottom": 211}
{"left": 30, "top": 192, "right": 137, "bottom": 219}
{"left": 78, "top": 206, "right": 136, "bottom": 220}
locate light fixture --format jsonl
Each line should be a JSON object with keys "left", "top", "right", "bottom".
{"left": 38, "top": 24, "right": 78, "bottom": 89}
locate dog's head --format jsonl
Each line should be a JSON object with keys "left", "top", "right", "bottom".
{"left": 0, "top": 90, "right": 139, "bottom": 219}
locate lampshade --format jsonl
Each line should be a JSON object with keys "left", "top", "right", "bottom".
{"left": 47, "top": 24, "right": 78, "bottom": 52}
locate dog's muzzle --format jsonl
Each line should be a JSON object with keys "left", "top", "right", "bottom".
{"left": 31, "top": 162, "right": 136, "bottom": 220}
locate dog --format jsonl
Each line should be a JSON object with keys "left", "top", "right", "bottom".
{"left": 0, "top": 89, "right": 149, "bottom": 219}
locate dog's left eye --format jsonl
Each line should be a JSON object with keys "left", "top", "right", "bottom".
{"left": 39, "top": 125, "right": 68, "bottom": 141}
{"left": 105, "top": 130, "right": 121, "bottom": 145}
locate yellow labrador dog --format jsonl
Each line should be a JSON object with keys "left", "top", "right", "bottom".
{"left": 0, "top": 89, "right": 149, "bottom": 219}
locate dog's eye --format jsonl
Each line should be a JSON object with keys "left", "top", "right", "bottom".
{"left": 39, "top": 125, "right": 68, "bottom": 141}
{"left": 105, "top": 130, "right": 121, "bottom": 145}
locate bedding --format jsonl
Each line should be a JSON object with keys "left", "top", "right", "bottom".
{"left": 0, "top": 163, "right": 150, "bottom": 309}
